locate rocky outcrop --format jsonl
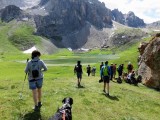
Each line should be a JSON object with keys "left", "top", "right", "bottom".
{"left": 0, "top": 5, "right": 32, "bottom": 23}
{"left": 1, "top": 5, "right": 22, "bottom": 22}
{"left": 138, "top": 33, "right": 160, "bottom": 89}
{"left": 33, "top": 0, "right": 113, "bottom": 48}
{"left": 112, "top": 10, "right": 145, "bottom": 28}
{"left": 0, "top": 0, "right": 24, "bottom": 9}
{"left": 125, "top": 11, "right": 145, "bottom": 27}
{"left": 147, "top": 21, "right": 160, "bottom": 30}
{"left": 111, "top": 9, "right": 125, "bottom": 25}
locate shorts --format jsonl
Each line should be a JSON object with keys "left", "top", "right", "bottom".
{"left": 77, "top": 72, "right": 82, "bottom": 79}
{"left": 29, "top": 78, "right": 43, "bottom": 90}
{"left": 103, "top": 76, "right": 110, "bottom": 83}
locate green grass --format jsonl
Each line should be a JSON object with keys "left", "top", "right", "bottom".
{"left": 0, "top": 60, "right": 159, "bottom": 120}
{"left": 0, "top": 21, "right": 41, "bottom": 53}
{"left": 0, "top": 37, "right": 160, "bottom": 120}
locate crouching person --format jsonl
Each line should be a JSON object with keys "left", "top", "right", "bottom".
{"left": 25, "top": 50, "right": 47, "bottom": 111}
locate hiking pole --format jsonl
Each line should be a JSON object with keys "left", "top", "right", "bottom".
{"left": 19, "top": 58, "right": 29, "bottom": 100}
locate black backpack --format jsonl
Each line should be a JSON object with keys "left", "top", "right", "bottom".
{"left": 76, "top": 65, "right": 82, "bottom": 73}
{"left": 31, "top": 60, "right": 40, "bottom": 78}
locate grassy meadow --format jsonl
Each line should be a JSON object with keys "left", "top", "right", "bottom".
{"left": 0, "top": 44, "right": 160, "bottom": 120}
{"left": 0, "top": 21, "right": 160, "bottom": 120}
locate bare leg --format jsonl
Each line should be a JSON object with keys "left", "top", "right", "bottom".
{"left": 37, "top": 88, "right": 42, "bottom": 102}
{"left": 107, "top": 83, "right": 109, "bottom": 94}
{"left": 104, "top": 83, "right": 106, "bottom": 92}
{"left": 32, "top": 89, "right": 38, "bottom": 106}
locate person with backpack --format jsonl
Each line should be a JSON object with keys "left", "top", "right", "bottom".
{"left": 75, "top": 61, "right": 83, "bottom": 87}
{"left": 109, "top": 63, "right": 114, "bottom": 80}
{"left": 25, "top": 50, "right": 47, "bottom": 111}
{"left": 100, "top": 61, "right": 111, "bottom": 96}
{"left": 112, "top": 64, "right": 117, "bottom": 79}
{"left": 91, "top": 66, "right": 96, "bottom": 76}
{"left": 127, "top": 62, "right": 133, "bottom": 74}
{"left": 86, "top": 65, "right": 91, "bottom": 76}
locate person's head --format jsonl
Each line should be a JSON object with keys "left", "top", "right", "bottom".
{"left": 31, "top": 50, "right": 41, "bottom": 59}
{"left": 128, "top": 62, "right": 131, "bottom": 65}
{"left": 77, "top": 61, "right": 81, "bottom": 65}
{"left": 105, "top": 61, "right": 108, "bottom": 65}
{"left": 101, "top": 62, "right": 103, "bottom": 65}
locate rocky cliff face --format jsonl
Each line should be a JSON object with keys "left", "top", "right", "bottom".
{"left": 112, "top": 10, "right": 145, "bottom": 28}
{"left": 33, "top": 0, "right": 113, "bottom": 48}
{"left": 147, "top": 21, "right": 160, "bottom": 30}
{"left": 138, "top": 33, "right": 160, "bottom": 89}
{"left": 111, "top": 9, "right": 125, "bottom": 25}
{"left": 1, "top": 5, "right": 23, "bottom": 22}
{"left": 125, "top": 11, "right": 145, "bottom": 27}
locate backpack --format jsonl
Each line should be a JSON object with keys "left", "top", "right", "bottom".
{"left": 76, "top": 65, "right": 82, "bottom": 73}
{"left": 103, "top": 66, "right": 109, "bottom": 76}
{"left": 31, "top": 60, "right": 40, "bottom": 78}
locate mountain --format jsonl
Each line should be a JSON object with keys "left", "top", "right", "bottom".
{"left": 111, "top": 9, "right": 145, "bottom": 27}
{"left": 0, "top": 0, "right": 151, "bottom": 50}
{"left": 147, "top": 21, "right": 160, "bottom": 30}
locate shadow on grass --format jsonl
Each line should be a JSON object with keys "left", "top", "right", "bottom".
{"left": 23, "top": 111, "right": 41, "bottom": 120}
{"left": 75, "top": 85, "right": 85, "bottom": 89}
{"left": 101, "top": 93, "right": 119, "bottom": 101}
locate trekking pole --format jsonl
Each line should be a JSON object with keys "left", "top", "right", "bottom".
{"left": 19, "top": 58, "right": 29, "bottom": 99}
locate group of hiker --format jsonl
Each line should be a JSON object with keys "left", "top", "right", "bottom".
{"left": 86, "top": 65, "right": 96, "bottom": 76}
{"left": 74, "top": 60, "right": 142, "bottom": 96}
{"left": 24, "top": 50, "right": 141, "bottom": 111}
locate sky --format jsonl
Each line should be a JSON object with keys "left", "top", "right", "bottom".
{"left": 99, "top": 0, "right": 160, "bottom": 23}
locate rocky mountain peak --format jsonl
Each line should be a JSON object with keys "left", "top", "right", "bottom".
{"left": 127, "top": 11, "right": 135, "bottom": 16}
{"left": 1, "top": 5, "right": 22, "bottom": 22}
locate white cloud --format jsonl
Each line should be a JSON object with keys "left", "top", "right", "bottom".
{"left": 99, "top": 0, "right": 160, "bottom": 23}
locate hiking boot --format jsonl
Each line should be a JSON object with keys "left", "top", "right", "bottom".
{"left": 33, "top": 105, "right": 39, "bottom": 112}
{"left": 38, "top": 102, "right": 42, "bottom": 108}
{"left": 103, "top": 90, "right": 106, "bottom": 93}
{"left": 106, "top": 93, "right": 110, "bottom": 97}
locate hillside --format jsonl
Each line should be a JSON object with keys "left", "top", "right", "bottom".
{"left": 0, "top": 20, "right": 58, "bottom": 54}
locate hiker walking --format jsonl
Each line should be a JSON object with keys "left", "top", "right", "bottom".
{"left": 113, "top": 64, "right": 117, "bottom": 79}
{"left": 86, "top": 65, "right": 91, "bottom": 76}
{"left": 91, "top": 66, "right": 96, "bottom": 76}
{"left": 75, "top": 61, "right": 83, "bottom": 87}
{"left": 100, "top": 61, "right": 111, "bottom": 96}
{"left": 127, "top": 62, "right": 133, "bottom": 74}
{"left": 25, "top": 50, "right": 47, "bottom": 111}
{"left": 110, "top": 63, "right": 114, "bottom": 80}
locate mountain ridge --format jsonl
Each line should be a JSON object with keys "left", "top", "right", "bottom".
{"left": 0, "top": 0, "right": 159, "bottom": 51}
